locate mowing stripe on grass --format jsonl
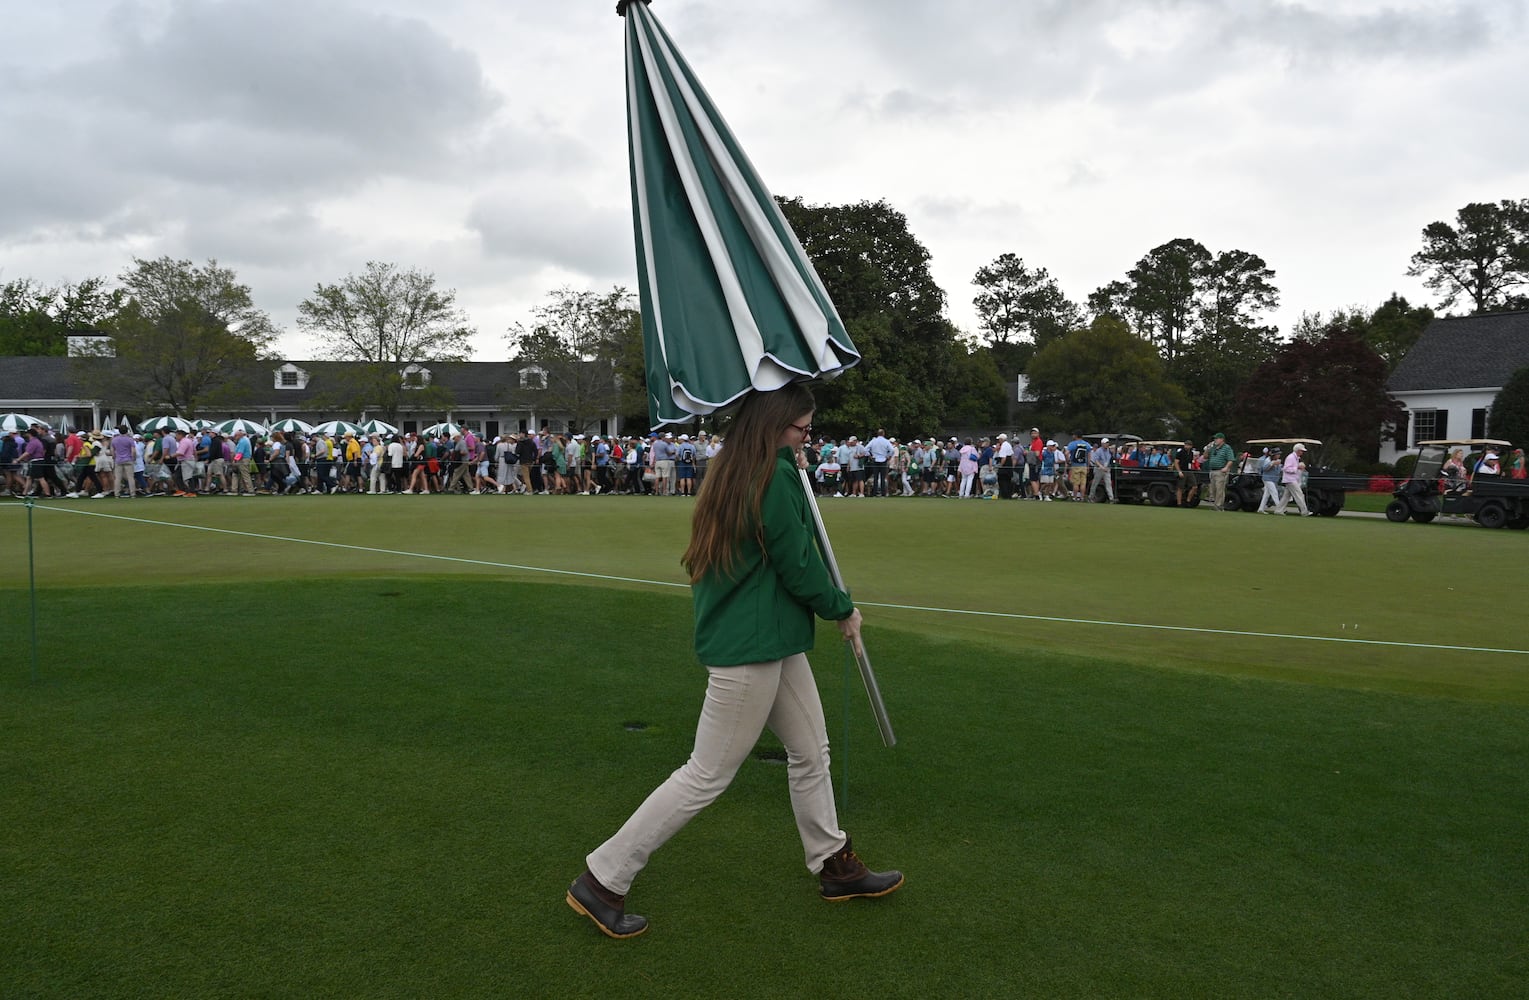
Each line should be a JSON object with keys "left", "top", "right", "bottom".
{"left": 19, "top": 502, "right": 1529, "bottom": 658}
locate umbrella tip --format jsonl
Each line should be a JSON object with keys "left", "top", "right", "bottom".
{"left": 616, "top": 0, "right": 648, "bottom": 16}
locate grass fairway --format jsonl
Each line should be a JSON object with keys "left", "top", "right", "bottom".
{"left": 3, "top": 496, "right": 1528, "bottom": 997}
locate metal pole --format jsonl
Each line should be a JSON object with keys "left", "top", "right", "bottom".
{"left": 26, "top": 497, "right": 39, "bottom": 684}
{"left": 798, "top": 469, "right": 896, "bottom": 747}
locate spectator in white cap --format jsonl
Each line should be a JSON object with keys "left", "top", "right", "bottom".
{"left": 1274, "top": 442, "right": 1312, "bottom": 515}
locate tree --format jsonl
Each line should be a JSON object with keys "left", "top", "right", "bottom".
{"left": 1169, "top": 323, "right": 1279, "bottom": 446}
{"left": 76, "top": 258, "right": 276, "bottom": 416}
{"left": 1200, "top": 249, "right": 1279, "bottom": 340}
{"left": 944, "top": 340, "right": 1008, "bottom": 428}
{"left": 776, "top": 196, "right": 956, "bottom": 438}
{"left": 1406, "top": 199, "right": 1529, "bottom": 313}
{"left": 1090, "top": 239, "right": 1280, "bottom": 363}
{"left": 507, "top": 287, "right": 635, "bottom": 433}
{"left": 1361, "top": 294, "right": 1434, "bottom": 371}
{"left": 971, "top": 252, "right": 1082, "bottom": 374}
{"left": 1024, "top": 315, "right": 1187, "bottom": 434}
{"left": 1488, "top": 365, "right": 1529, "bottom": 447}
{"left": 1230, "top": 324, "right": 1403, "bottom": 459}
{"left": 1098, "top": 238, "right": 1211, "bottom": 361}
{"left": 298, "top": 261, "right": 474, "bottom": 421}
{"left": 1, "top": 277, "right": 121, "bottom": 356}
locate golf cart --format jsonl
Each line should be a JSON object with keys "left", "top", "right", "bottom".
{"left": 1113, "top": 440, "right": 1198, "bottom": 506}
{"left": 1222, "top": 438, "right": 1347, "bottom": 516}
{"left": 1386, "top": 439, "right": 1527, "bottom": 529}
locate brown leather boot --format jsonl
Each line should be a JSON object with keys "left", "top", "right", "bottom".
{"left": 566, "top": 870, "right": 649, "bottom": 939}
{"left": 818, "top": 837, "right": 904, "bottom": 901}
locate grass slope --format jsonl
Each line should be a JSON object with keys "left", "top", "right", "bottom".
{"left": 3, "top": 577, "right": 1527, "bottom": 998}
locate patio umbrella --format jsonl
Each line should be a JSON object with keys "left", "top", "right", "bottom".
{"left": 138, "top": 416, "right": 193, "bottom": 433}
{"left": 313, "top": 419, "right": 364, "bottom": 437}
{"left": 360, "top": 418, "right": 400, "bottom": 437}
{"left": 213, "top": 418, "right": 268, "bottom": 436}
{"left": 619, "top": 1, "right": 891, "bottom": 746}
{"left": 421, "top": 422, "right": 461, "bottom": 438}
{"left": 0, "top": 413, "right": 50, "bottom": 433}
{"left": 622, "top": 0, "right": 860, "bottom": 432}
{"left": 268, "top": 418, "right": 315, "bottom": 434}
{"left": 190, "top": 419, "right": 215, "bottom": 431}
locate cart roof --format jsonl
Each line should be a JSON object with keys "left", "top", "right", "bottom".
{"left": 1082, "top": 432, "right": 1142, "bottom": 442}
{"left": 1139, "top": 440, "right": 1191, "bottom": 447}
{"left": 1245, "top": 438, "right": 1323, "bottom": 446}
{"left": 1417, "top": 439, "right": 1512, "bottom": 448}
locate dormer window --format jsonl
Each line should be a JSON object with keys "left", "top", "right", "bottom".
{"left": 401, "top": 364, "right": 431, "bottom": 388}
{"left": 274, "top": 363, "right": 309, "bottom": 390}
{"left": 519, "top": 366, "right": 547, "bottom": 390}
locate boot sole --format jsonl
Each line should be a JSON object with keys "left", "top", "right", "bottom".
{"left": 565, "top": 890, "right": 649, "bottom": 939}
{"left": 821, "top": 873, "right": 905, "bottom": 902}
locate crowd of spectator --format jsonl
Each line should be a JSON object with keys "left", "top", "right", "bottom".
{"left": 0, "top": 423, "right": 726, "bottom": 500}
{"left": 8, "top": 421, "right": 1418, "bottom": 510}
{"left": 799, "top": 428, "right": 1206, "bottom": 504}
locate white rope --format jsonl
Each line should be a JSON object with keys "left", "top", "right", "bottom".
{"left": 17, "top": 502, "right": 1529, "bottom": 658}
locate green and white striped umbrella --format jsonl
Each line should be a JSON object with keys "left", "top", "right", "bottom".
{"left": 138, "top": 416, "right": 193, "bottom": 433}
{"left": 360, "top": 418, "right": 400, "bottom": 437}
{"left": 268, "top": 418, "right": 315, "bottom": 434}
{"left": 212, "top": 418, "right": 268, "bottom": 436}
{"left": 313, "top": 419, "right": 364, "bottom": 437}
{"left": 421, "top": 422, "right": 461, "bottom": 438}
{"left": 0, "top": 412, "right": 49, "bottom": 433}
{"left": 621, "top": 0, "right": 859, "bottom": 430}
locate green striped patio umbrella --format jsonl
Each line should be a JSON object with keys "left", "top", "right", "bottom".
{"left": 421, "top": 422, "right": 461, "bottom": 438}
{"left": 138, "top": 416, "right": 193, "bottom": 433}
{"left": 619, "top": 1, "right": 891, "bottom": 746}
{"left": 269, "top": 418, "right": 315, "bottom": 434}
{"left": 0, "top": 413, "right": 49, "bottom": 433}
{"left": 313, "top": 419, "right": 364, "bottom": 437}
{"left": 212, "top": 418, "right": 268, "bottom": 436}
{"left": 621, "top": 0, "right": 860, "bottom": 431}
{"left": 360, "top": 418, "right": 400, "bottom": 437}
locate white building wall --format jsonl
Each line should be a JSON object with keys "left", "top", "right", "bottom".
{"left": 1381, "top": 387, "right": 1499, "bottom": 465}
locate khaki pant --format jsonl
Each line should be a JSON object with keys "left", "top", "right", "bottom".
{"left": 586, "top": 653, "right": 846, "bottom": 894}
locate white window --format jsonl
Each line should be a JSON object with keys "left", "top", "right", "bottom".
{"left": 1412, "top": 409, "right": 1438, "bottom": 446}
{"left": 400, "top": 364, "right": 431, "bottom": 388}
{"left": 519, "top": 366, "right": 547, "bottom": 390}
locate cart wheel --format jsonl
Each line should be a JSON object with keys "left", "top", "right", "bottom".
{"left": 1149, "top": 483, "right": 1173, "bottom": 507}
{"left": 1222, "top": 488, "right": 1244, "bottom": 511}
{"left": 1508, "top": 517, "right": 1529, "bottom": 530}
{"left": 1384, "top": 500, "right": 1409, "bottom": 523}
{"left": 1411, "top": 511, "right": 1436, "bottom": 523}
{"left": 1476, "top": 503, "right": 1508, "bottom": 529}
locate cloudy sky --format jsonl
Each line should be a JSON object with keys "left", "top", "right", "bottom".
{"left": 3, "top": 0, "right": 1526, "bottom": 360}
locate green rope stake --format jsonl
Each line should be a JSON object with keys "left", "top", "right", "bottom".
{"left": 26, "top": 497, "right": 39, "bottom": 684}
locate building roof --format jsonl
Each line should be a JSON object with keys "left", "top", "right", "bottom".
{"left": 1388, "top": 310, "right": 1529, "bottom": 393}
{"left": 0, "top": 357, "right": 601, "bottom": 411}
{"left": 0, "top": 355, "right": 102, "bottom": 401}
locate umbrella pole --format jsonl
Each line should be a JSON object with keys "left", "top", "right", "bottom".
{"left": 797, "top": 469, "right": 896, "bottom": 747}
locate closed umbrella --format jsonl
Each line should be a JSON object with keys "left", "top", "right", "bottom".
{"left": 360, "top": 418, "right": 400, "bottom": 437}
{"left": 619, "top": 0, "right": 890, "bottom": 745}
{"left": 313, "top": 419, "right": 364, "bottom": 437}
{"left": 138, "top": 416, "right": 193, "bottom": 433}
{"left": 213, "top": 418, "right": 268, "bottom": 436}
{"left": 269, "top": 418, "right": 315, "bottom": 434}
{"left": 0, "top": 413, "right": 50, "bottom": 433}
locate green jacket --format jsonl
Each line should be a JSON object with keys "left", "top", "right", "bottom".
{"left": 692, "top": 448, "right": 854, "bottom": 666}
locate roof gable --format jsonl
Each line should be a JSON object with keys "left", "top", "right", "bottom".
{"left": 1388, "top": 311, "right": 1529, "bottom": 392}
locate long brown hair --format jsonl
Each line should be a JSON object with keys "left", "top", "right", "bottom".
{"left": 681, "top": 383, "right": 815, "bottom": 583}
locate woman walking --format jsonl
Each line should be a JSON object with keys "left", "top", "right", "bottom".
{"left": 566, "top": 384, "right": 903, "bottom": 939}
